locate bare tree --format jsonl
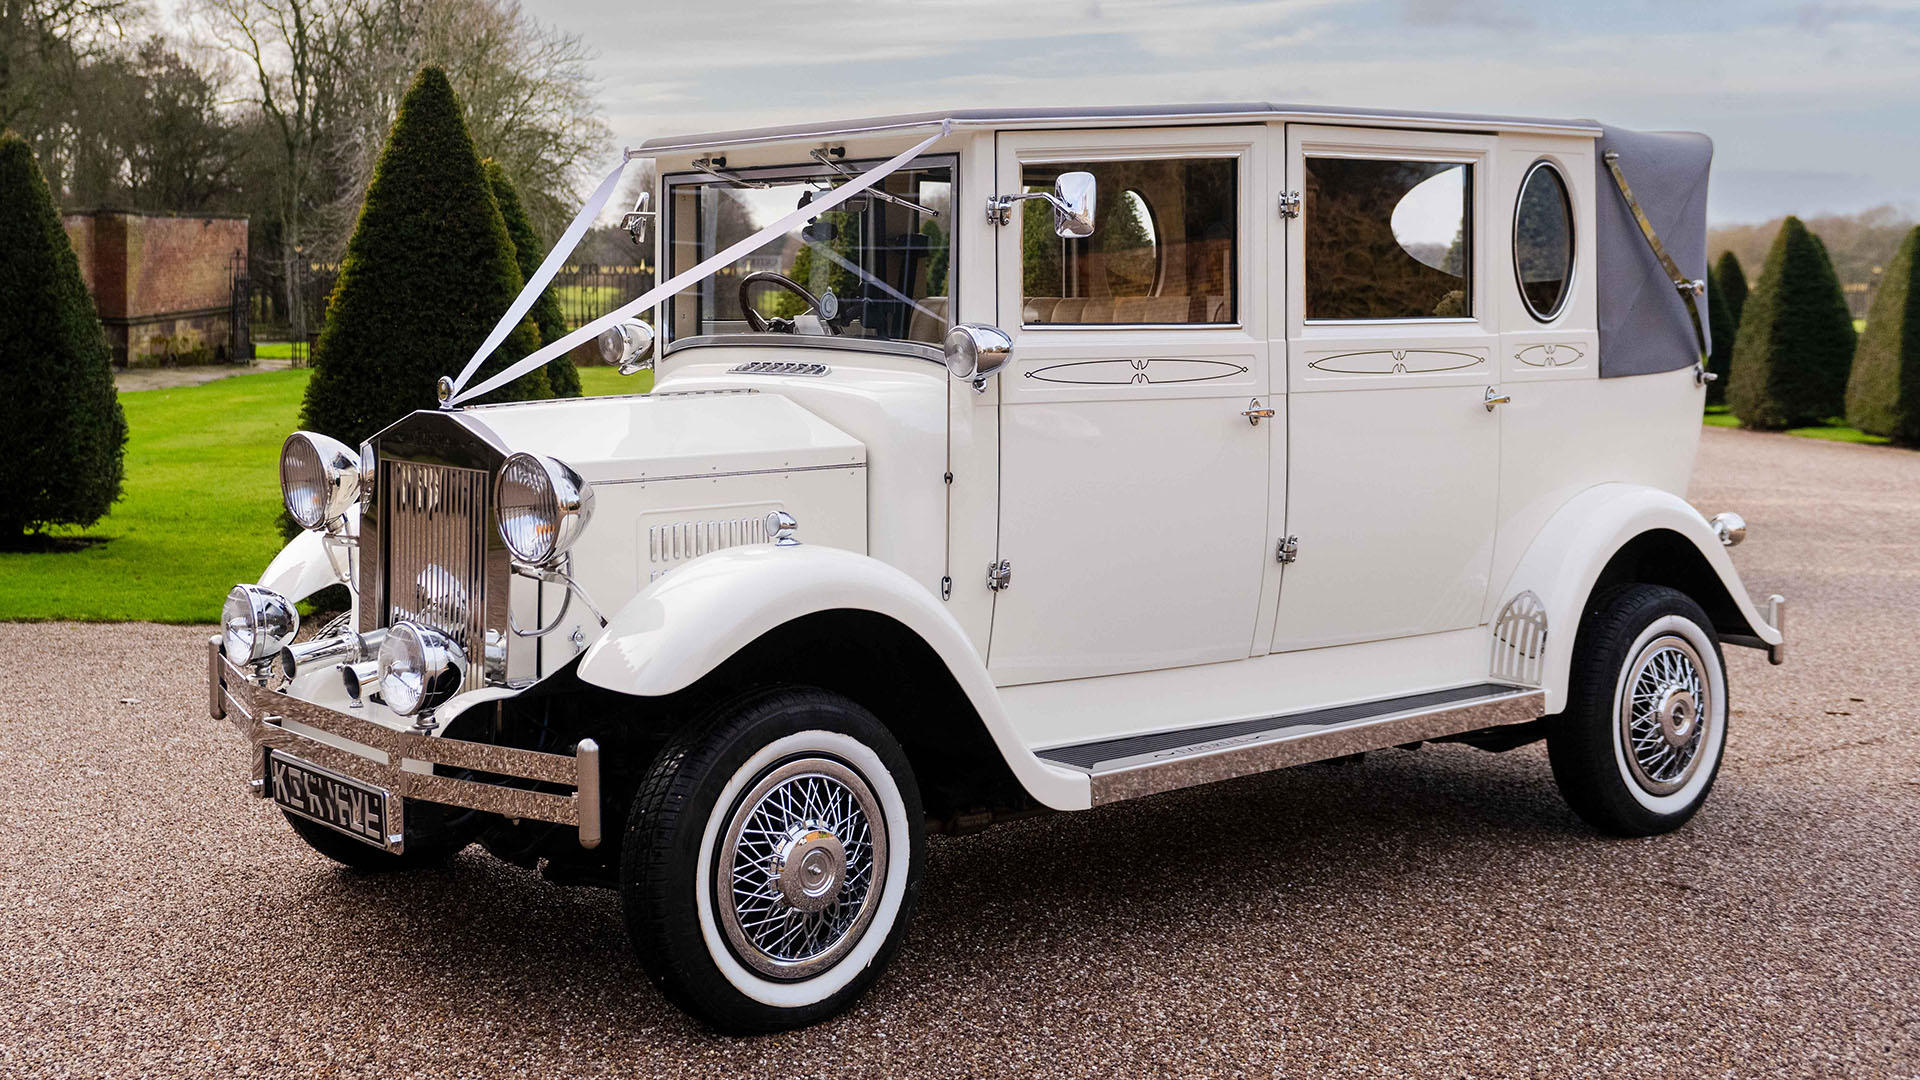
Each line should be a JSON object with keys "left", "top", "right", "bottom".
{"left": 196, "top": 0, "right": 357, "bottom": 339}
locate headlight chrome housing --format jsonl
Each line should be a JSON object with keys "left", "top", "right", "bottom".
{"left": 375, "top": 621, "right": 466, "bottom": 717}
{"left": 281, "top": 431, "right": 361, "bottom": 529}
{"left": 222, "top": 584, "right": 299, "bottom": 663}
{"left": 494, "top": 452, "right": 594, "bottom": 566}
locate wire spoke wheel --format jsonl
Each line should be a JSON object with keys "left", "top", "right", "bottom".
{"left": 1618, "top": 633, "right": 1711, "bottom": 796}
{"left": 715, "top": 756, "right": 889, "bottom": 980}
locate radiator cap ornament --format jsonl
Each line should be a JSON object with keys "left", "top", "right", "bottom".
{"left": 436, "top": 375, "right": 455, "bottom": 408}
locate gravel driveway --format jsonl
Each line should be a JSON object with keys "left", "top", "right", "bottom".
{"left": 3, "top": 426, "right": 1915, "bottom": 1079}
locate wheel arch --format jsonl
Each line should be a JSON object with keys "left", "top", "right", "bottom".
{"left": 1496, "top": 484, "right": 1782, "bottom": 713}
{"left": 576, "top": 545, "right": 1090, "bottom": 812}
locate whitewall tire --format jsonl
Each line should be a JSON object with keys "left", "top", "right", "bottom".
{"left": 1548, "top": 585, "right": 1730, "bottom": 836}
{"left": 620, "top": 688, "right": 924, "bottom": 1033}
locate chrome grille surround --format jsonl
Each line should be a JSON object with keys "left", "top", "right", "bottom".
{"left": 359, "top": 411, "right": 516, "bottom": 686}
{"left": 384, "top": 460, "right": 489, "bottom": 670}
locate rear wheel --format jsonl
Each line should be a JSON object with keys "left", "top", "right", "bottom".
{"left": 620, "top": 687, "right": 924, "bottom": 1034}
{"left": 1548, "top": 584, "right": 1729, "bottom": 836}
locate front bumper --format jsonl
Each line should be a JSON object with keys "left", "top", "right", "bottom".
{"left": 209, "top": 637, "right": 601, "bottom": 850}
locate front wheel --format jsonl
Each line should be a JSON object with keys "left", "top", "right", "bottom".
{"left": 620, "top": 688, "right": 924, "bottom": 1033}
{"left": 1548, "top": 584, "right": 1730, "bottom": 836}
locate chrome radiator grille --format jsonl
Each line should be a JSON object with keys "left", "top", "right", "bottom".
{"left": 383, "top": 460, "right": 490, "bottom": 666}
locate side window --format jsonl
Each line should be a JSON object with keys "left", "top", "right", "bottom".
{"left": 1513, "top": 161, "right": 1574, "bottom": 321}
{"left": 1304, "top": 157, "right": 1472, "bottom": 320}
{"left": 1021, "top": 157, "right": 1237, "bottom": 326}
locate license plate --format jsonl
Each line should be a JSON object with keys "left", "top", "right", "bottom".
{"left": 267, "top": 751, "right": 398, "bottom": 851}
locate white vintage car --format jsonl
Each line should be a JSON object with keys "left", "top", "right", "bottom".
{"left": 211, "top": 103, "right": 1785, "bottom": 1032}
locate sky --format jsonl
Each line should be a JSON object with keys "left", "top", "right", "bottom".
{"left": 537, "top": 0, "right": 1920, "bottom": 225}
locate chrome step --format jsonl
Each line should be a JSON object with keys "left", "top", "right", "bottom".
{"left": 1038, "top": 682, "right": 1545, "bottom": 806}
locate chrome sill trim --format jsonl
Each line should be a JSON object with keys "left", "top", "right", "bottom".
{"left": 215, "top": 650, "right": 600, "bottom": 844}
{"left": 1064, "top": 685, "right": 1545, "bottom": 806}
{"left": 663, "top": 334, "right": 945, "bottom": 366}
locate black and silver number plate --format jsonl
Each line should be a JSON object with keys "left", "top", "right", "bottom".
{"left": 267, "top": 751, "right": 398, "bottom": 850}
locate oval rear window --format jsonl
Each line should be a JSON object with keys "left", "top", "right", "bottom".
{"left": 1514, "top": 162, "right": 1574, "bottom": 321}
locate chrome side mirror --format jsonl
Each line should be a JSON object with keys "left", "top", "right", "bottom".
{"left": 598, "top": 319, "right": 656, "bottom": 375}
{"left": 984, "top": 171, "right": 1098, "bottom": 239}
{"left": 621, "top": 190, "right": 653, "bottom": 245}
{"left": 945, "top": 323, "right": 1013, "bottom": 392}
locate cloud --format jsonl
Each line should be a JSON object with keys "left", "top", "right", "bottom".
{"left": 1400, "top": 0, "right": 1533, "bottom": 29}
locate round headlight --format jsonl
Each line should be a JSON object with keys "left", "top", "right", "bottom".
{"left": 222, "top": 584, "right": 299, "bottom": 663}
{"left": 375, "top": 622, "right": 466, "bottom": 717}
{"left": 281, "top": 431, "right": 361, "bottom": 529}
{"left": 495, "top": 452, "right": 593, "bottom": 566}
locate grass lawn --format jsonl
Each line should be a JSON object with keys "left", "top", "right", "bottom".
{"left": 0, "top": 363, "right": 648, "bottom": 624}
{"left": 1703, "top": 405, "right": 1892, "bottom": 445}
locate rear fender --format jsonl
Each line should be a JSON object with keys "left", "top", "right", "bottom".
{"left": 576, "top": 545, "right": 1091, "bottom": 811}
{"left": 1497, "top": 484, "right": 1783, "bottom": 713}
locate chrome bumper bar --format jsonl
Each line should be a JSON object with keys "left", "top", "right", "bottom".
{"left": 208, "top": 636, "right": 601, "bottom": 848}
{"left": 1723, "top": 594, "right": 1787, "bottom": 666}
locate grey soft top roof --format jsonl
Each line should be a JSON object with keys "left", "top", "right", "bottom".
{"left": 1594, "top": 126, "right": 1714, "bottom": 378}
{"left": 635, "top": 102, "right": 1602, "bottom": 153}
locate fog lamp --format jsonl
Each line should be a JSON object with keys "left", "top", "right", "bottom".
{"left": 222, "top": 584, "right": 299, "bottom": 663}
{"left": 376, "top": 621, "right": 466, "bottom": 717}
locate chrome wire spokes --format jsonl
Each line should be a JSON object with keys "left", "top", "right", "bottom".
{"left": 717, "top": 757, "right": 888, "bottom": 979}
{"left": 1620, "top": 635, "right": 1711, "bottom": 795}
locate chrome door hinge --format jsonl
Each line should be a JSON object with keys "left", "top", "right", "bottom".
{"left": 940, "top": 575, "right": 953, "bottom": 601}
{"left": 1276, "top": 536, "right": 1300, "bottom": 564}
{"left": 1277, "top": 191, "right": 1302, "bottom": 219}
{"left": 986, "top": 559, "right": 1013, "bottom": 591}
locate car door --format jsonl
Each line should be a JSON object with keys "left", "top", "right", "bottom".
{"left": 1270, "top": 125, "right": 1503, "bottom": 651}
{"left": 987, "top": 125, "right": 1276, "bottom": 686}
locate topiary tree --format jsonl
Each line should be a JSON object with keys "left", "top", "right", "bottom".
{"left": 0, "top": 131, "right": 128, "bottom": 543}
{"left": 299, "top": 67, "right": 549, "bottom": 449}
{"left": 1844, "top": 225, "right": 1920, "bottom": 443}
{"left": 485, "top": 159, "right": 580, "bottom": 397}
{"left": 1705, "top": 267, "right": 1734, "bottom": 406}
{"left": 1715, "top": 250, "right": 1749, "bottom": 327}
{"left": 1727, "top": 216, "right": 1858, "bottom": 429}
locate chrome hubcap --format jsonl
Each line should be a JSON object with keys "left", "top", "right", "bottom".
{"left": 716, "top": 756, "right": 887, "bottom": 979}
{"left": 1620, "top": 634, "right": 1712, "bottom": 796}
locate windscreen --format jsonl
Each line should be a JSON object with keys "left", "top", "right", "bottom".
{"left": 666, "top": 158, "right": 954, "bottom": 346}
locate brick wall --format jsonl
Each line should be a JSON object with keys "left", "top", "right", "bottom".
{"left": 62, "top": 210, "right": 249, "bottom": 367}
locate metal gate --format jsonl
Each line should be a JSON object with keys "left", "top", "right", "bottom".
{"left": 228, "top": 249, "right": 253, "bottom": 363}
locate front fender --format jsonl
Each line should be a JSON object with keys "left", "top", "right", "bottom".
{"left": 576, "top": 545, "right": 1091, "bottom": 811}
{"left": 257, "top": 507, "right": 356, "bottom": 604}
{"left": 1498, "top": 483, "right": 1783, "bottom": 713}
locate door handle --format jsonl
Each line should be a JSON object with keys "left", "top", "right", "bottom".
{"left": 1483, "top": 387, "right": 1512, "bottom": 411}
{"left": 1243, "top": 398, "right": 1276, "bottom": 426}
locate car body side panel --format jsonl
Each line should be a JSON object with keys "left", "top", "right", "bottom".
{"left": 575, "top": 543, "right": 1093, "bottom": 811}
{"left": 1496, "top": 482, "right": 1781, "bottom": 714}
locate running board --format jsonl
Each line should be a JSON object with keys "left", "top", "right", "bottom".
{"left": 1037, "top": 683, "right": 1546, "bottom": 806}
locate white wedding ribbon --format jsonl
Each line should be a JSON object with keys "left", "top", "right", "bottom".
{"left": 448, "top": 123, "right": 950, "bottom": 406}
{"left": 450, "top": 156, "right": 630, "bottom": 396}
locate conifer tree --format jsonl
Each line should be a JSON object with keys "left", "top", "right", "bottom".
{"left": 1715, "top": 250, "right": 1749, "bottom": 327}
{"left": 1727, "top": 217, "right": 1857, "bottom": 429}
{"left": 298, "top": 67, "right": 549, "bottom": 448}
{"left": 1844, "top": 225, "right": 1920, "bottom": 443}
{"left": 485, "top": 159, "right": 580, "bottom": 397}
{"left": 1706, "top": 268, "right": 1734, "bottom": 406}
{"left": 0, "top": 132, "right": 128, "bottom": 541}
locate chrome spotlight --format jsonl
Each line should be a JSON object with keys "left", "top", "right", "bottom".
{"left": 944, "top": 323, "right": 1013, "bottom": 390}
{"left": 597, "top": 319, "right": 656, "bottom": 375}
{"left": 222, "top": 585, "right": 299, "bottom": 663}
{"left": 376, "top": 621, "right": 467, "bottom": 717}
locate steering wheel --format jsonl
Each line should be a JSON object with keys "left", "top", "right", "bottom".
{"left": 739, "top": 271, "right": 826, "bottom": 334}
